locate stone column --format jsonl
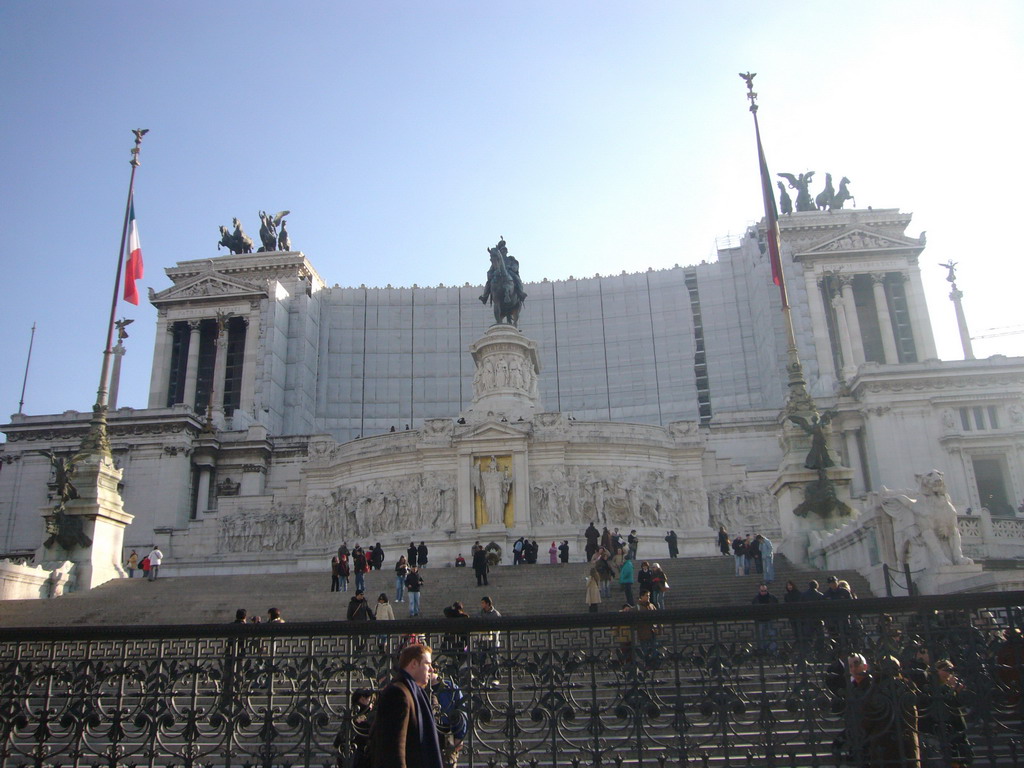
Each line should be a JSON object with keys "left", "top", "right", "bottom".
{"left": 805, "top": 273, "right": 837, "bottom": 384}
{"left": 839, "top": 275, "right": 865, "bottom": 366}
{"left": 195, "top": 466, "right": 213, "bottom": 518}
{"left": 211, "top": 320, "right": 229, "bottom": 414}
{"left": 842, "top": 428, "right": 865, "bottom": 497}
{"left": 871, "top": 273, "right": 900, "bottom": 364}
{"left": 109, "top": 343, "right": 126, "bottom": 410}
{"left": 183, "top": 320, "right": 203, "bottom": 409}
{"left": 831, "top": 292, "right": 856, "bottom": 380}
{"left": 148, "top": 317, "right": 174, "bottom": 408}
{"left": 949, "top": 285, "right": 975, "bottom": 360}
{"left": 239, "top": 308, "right": 260, "bottom": 417}
{"left": 903, "top": 269, "right": 939, "bottom": 360}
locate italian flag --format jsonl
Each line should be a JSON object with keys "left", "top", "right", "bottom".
{"left": 123, "top": 200, "right": 144, "bottom": 305}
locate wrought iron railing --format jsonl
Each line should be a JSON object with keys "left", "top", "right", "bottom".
{"left": 2, "top": 592, "right": 1024, "bottom": 767}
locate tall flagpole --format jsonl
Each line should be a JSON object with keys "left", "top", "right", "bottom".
{"left": 17, "top": 322, "right": 37, "bottom": 415}
{"left": 739, "top": 74, "right": 814, "bottom": 416}
{"left": 81, "top": 129, "right": 149, "bottom": 457}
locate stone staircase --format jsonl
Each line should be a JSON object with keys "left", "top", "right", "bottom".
{"left": 0, "top": 554, "right": 871, "bottom": 627}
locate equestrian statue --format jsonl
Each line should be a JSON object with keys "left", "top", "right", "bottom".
{"left": 479, "top": 237, "right": 527, "bottom": 326}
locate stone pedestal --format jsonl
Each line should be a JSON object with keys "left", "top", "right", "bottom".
{"left": 770, "top": 419, "right": 856, "bottom": 565}
{"left": 37, "top": 454, "right": 135, "bottom": 591}
{"left": 465, "top": 325, "right": 541, "bottom": 423}
{"left": 916, "top": 563, "right": 985, "bottom": 595}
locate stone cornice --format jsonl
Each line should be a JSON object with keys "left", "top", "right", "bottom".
{"left": 165, "top": 252, "right": 325, "bottom": 290}
{"left": 2, "top": 408, "right": 204, "bottom": 445}
{"left": 848, "top": 358, "right": 1024, "bottom": 400}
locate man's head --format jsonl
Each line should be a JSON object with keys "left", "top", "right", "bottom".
{"left": 355, "top": 590, "right": 365, "bottom": 600}
{"left": 398, "top": 643, "right": 434, "bottom": 687}
{"left": 808, "top": 579, "right": 819, "bottom": 591}
{"left": 848, "top": 653, "right": 869, "bottom": 680}
{"left": 758, "top": 584, "right": 769, "bottom": 596}
{"left": 827, "top": 575, "right": 838, "bottom": 588}
{"left": 480, "top": 596, "right": 494, "bottom": 612}
{"left": 935, "top": 658, "right": 956, "bottom": 684}
{"left": 235, "top": 608, "right": 247, "bottom": 622}
{"left": 638, "top": 590, "right": 651, "bottom": 605}
{"left": 268, "top": 607, "right": 281, "bottom": 621}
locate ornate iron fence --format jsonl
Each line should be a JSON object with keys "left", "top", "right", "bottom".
{"left": 2, "top": 592, "right": 1024, "bottom": 767}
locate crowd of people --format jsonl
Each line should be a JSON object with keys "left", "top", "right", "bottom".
{"left": 725, "top": 529, "right": 776, "bottom": 582}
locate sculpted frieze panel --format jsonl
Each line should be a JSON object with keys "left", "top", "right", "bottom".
{"left": 530, "top": 466, "right": 709, "bottom": 529}
{"left": 303, "top": 472, "right": 457, "bottom": 545}
{"left": 706, "top": 485, "right": 779, "bottom": 536}
{"left": 218, "top": 503, "right": 304, "bottom": 553}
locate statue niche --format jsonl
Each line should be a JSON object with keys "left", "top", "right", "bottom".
{"left": 472, "top": 455, "right": 513, "bottom": 528}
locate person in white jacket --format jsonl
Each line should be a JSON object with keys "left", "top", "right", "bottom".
{"left": 146, "top": 546, "right": 163, "bottom": 581}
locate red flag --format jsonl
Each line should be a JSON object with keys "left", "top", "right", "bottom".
{"left": 754, "top": 120, "right": 788, "bottom": 309}
{"left": 123, "top": 200, "right": 144, "bottom": 305}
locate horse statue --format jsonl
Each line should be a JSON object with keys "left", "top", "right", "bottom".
{"left": 831, "top": 177, "right": 853, "bottom": 209}
{"left": 217, "top": 218, "right": 254, "bottom": 254}
{"left": 479, "top": 237, "right": 525, "bottom": 326}
{"left": 258, "top": 210, "right": 290, "bottom": 252}
{"left": 815, "top": 173, "right": 835, "bottom": 211}
{"left": 778, "top": 171, "right": 816, "bottom": 212}
{"left": 776, "top": 181, "right": 793, "bottom": 215}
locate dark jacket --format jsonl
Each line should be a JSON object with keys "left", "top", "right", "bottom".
{"left": 347, "top": 596, "right": 375, "bottom": 621}
{"left": 405, "top": 572, "right": 424, "bottom": 593}
{"left": 368, "top": 673, "right": 443, "bottom": 768}
{"left": 472, "top": 549, "right": 488, "bottom": 572}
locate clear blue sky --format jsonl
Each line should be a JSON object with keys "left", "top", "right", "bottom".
{"left": 2, "top": 1, "right": 1022, "bottom": 419}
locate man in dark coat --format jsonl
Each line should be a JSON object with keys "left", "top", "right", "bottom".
{"left": 472, "top": 546, "right": 489, "bottom": 586}
{"left": 368, "top": 644, "right": 444, "bottom": 768}
{"left": 417, "top": 542, "right": 429, "bottom": 568}
{"left": 408, "top": 542, "right": 418, "bottom": 568}
{"left": 347, "top": 591, "right": 375, "bottom": 621}
{"left": 584, "top": 523, "right": 600, "bottom": 561}
{"left": 558, "top": 540, "right": 570, "bottom": 564}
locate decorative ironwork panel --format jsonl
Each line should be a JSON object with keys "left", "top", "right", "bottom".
{"left": 1, "top": 593, "right": 1023, "bottom": 767}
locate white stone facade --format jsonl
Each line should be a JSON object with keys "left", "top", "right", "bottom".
{"left": 1, "top": 206, "right": 1022, "bottom": 583}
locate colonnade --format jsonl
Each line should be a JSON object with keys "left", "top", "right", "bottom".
{"left": 807, "top": 268, "right": 937, "bottom": 382}
{"left": 148, "top": 303, "right": 260, "bottom": 418}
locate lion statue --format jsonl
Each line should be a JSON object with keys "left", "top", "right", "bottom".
{"left": 880, "top": 469, "right": 972, "bottom": 570}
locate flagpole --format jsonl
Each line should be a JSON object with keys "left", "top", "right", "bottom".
{"left": 81, "top": 129, "right": 148, "bottom": 456}
{"left": 17, "top": 322, "right": 37, "bottom": 415}
{"left": 739, "top": 74, "right": 814, "bottom": 415}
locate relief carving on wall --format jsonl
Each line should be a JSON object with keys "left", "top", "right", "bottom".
{"left": 303, "top": 472, "right": 457, "bottom": 545}
{"left": 706, "top": 485, "right": 780, "bottom": 537}
{"left": 473, "top": 354, "right": 537, "bottom": 398}
{"left": 530, "top": 466, "right": 709, "bottom": 530}
{"left": 218, "top": 503, "right": 304, "bottom": 553}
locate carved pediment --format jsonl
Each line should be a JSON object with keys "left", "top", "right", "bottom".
{"left": 801, "top": 229, "right": 921, "bottom": 256}
{"left": 459, "top": 421, "right": 530, "bottom": 442}
{"left": 150, "top": 272, "right": 267, "bottom": 305}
